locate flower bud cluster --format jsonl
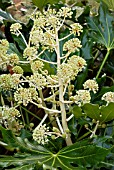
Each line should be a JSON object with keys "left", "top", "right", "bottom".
{"left": 0, "top": 39, "right": 9, "bottom": 53}
{"left": 33, "top": 124, "right": 50, "bottom": 145}
{"left": 8, "top": 53, "right": 19, "bottom": 65}
{"left": 0, "top": 39, "right": 19, "bottom": 70}
{"left": 29, "top": 7, "right": 73, "bottom": 51}
{"left": 68, "top": 55, "right": 86, "bottom": 72}
{"left": 0, "top": 106, "right": 21, "bottom": 130}
{"left": 42, "top": 31, "right": 56, "bottom": 51}
{"left": 57, "top": 55, "right": 86, "bottom": 84}
{"left": 102, "top": 92, "right": 114, "bottom": 104}
{"left": 14, "top": 87, "right": 40, "bottom": 106}
{"left": 70, "top": 80, "right": 99, "bottom": 106}
{"left": 57, "top": 7, "right": 73, "bottom": 18}
{"left": 23, "top": 47, "right": 38, "bottom": 61}
{"left": 0, "top": 106, "right": 20, "bottom": 121}
{"left": 70, "top": 79, "right": 99, "bottom": 106}
{"left": 58, "top": 63, "right": 73, "bottom": 84}
{"left": 0, "top": 74, "right": 21, "bottom": 90}
{"left": 29, "top": 73, "right": 47, "bottom": 89}
{"left": 31, "top": 60, "right": 44, "bottom": 73}
{"left": 10, "top": 23, "right": 22, "bottom": 36}
{"left": 0, "top": 39, "right": 9, "bottom": 70}
{"left": 12, "top": 73, "right": 21, "bottom": 85}
{"left": 83, "top": 79, "right": 99, "bottom": 94}
{"left": 30, "top": 29, "right": 56, "bottom": 51}
{"left": 70, "top": 23, "right": 83, "bottom": 36}
{"left": 12, "top": 66, "right": 24, "bottom": 74}
{"left": 70, "top": 90, "right": 91, "bottom": 106}
{"left": 63, "top": 38, "right": 82, "bottom": 54}
{"left": 0, "top": 54, "right": 8, "bottom": 71}
{"left": 29, "top": 29, "right": 43, "bottom": 48}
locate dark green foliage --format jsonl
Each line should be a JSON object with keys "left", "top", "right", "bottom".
{"left": 87, "top": 2, "right": 114, "bottom": 50}
{"left": 0, "top": 1, "right": 114, "bottom": 170}
{"left": 83, "top": 103, "right": 114, "bottom": 123}
{"left": 0, "top": 126, "right": 109, "bottom": 170}
{"left": 0, "top": 0, "right": 12, "bottom": 10}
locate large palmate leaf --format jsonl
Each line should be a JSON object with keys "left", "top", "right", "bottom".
{"left": 101, "top": 0, "right": 114, "bottom": 11}
{"left": 0, "top": 126, "right": 109, "bottom": 170}
{"left": 83, "top": 102, "right": 114, "bottom": 123}
{"left": 32, "top": 0, "right": 65, "bottom": 11}
{"left": 1, "top": 163, "right": 35, "bottom": 170}
{"left": 87, "top": 2, "right": 114, "bottom": 50}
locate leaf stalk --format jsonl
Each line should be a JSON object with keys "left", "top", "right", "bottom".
{"left": 96, "top": 49, "right": 110, "bottom": 79}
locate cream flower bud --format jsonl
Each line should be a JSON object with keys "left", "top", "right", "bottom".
{"left": 63, "top": 38, "right": 82, "bottom": 53}
{"left": 0, "top": 39, "right": 9, "bottom": 53}
{"left": 70, "top": 23, "right": 83, "bottom": 36}
{"left": 83, "top": 79, "right": 99, "bottom": 93}
{"left": 33, "top": 124, "right": 51, "bottom": 145}
{"left": 10, "top": 23, "right": 22, "bottom": 36}
{"left": 58, "top": 7, "right": 73, "bottom": 18}
{"left": 23, "top": 47, "right": 37, "bottom": 61}
{"left": 0, "top": 74, "right": 20, "bottom": 90}
{"left": 29, "top": 73, "right": 47, "bottom": 89}
{"left": 102, "top": 92, "right": 114, "bottom": 104}
{"left": 68, "top": 55, "right": 86, "bottom": 73}
{"left": 14, "top": 87, "right": 38, "bottom": 106}
{"left": 31, "top": 60, "right": 44, "bottom": 72}
{"left": 12, "top": 66, "right": 23, "bottom": 74}
{"left": 73, "top": 90, "right": 91, "bottom": 106}
{"left": 9, "top": 53, "right": 19, "bottom": 65}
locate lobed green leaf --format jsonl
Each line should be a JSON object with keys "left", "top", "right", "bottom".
{"left": 0, "top": 126, "right": 109, "bottom": 170}
{"left": 87, "top": 2, "right": 114, "bottom": 50}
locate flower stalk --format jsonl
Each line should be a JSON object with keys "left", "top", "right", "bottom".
{"left": 55, "top": 29, "right": 72, "bottom": 146}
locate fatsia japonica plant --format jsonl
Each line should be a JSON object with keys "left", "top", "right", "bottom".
{"left": 0, "top": 4, "right": 114, "bottom": 170}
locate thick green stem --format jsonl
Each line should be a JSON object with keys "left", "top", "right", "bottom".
{"left": 56, "top": 30, "right": 72, "bottom": 146}
{"left": 96, "top": 49, "right": 110, "bottom": 79}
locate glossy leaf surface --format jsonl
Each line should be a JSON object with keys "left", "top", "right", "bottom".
{"left": 83, "top": 103, "right": 114, "bottom": 123}
{"left": 87, "top": 2, "right": 114, "bottom": 50}
{"left": 0, "top": 126, "right": 109, "bottom": 170}
{"left": 70, "top": 105, "right": 83, "bottom": 118}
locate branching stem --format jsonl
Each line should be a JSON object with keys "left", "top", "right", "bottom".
{"left": 31, "top": 101, "right": 61, "bottom": 113}
{"left": 90, "top": 121, "right": 99, "bottom": 138}
{"left": 37, "top": 113, "right": 48, "bottom": 128}
{"left": 18, "top": 30, "right": 28, "bottom": 47}
{"left": 56, "top": 116, "right": 64, "bottom": 134}
{"left": 55, "top": 29, "right": 72, "bottom": 146}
